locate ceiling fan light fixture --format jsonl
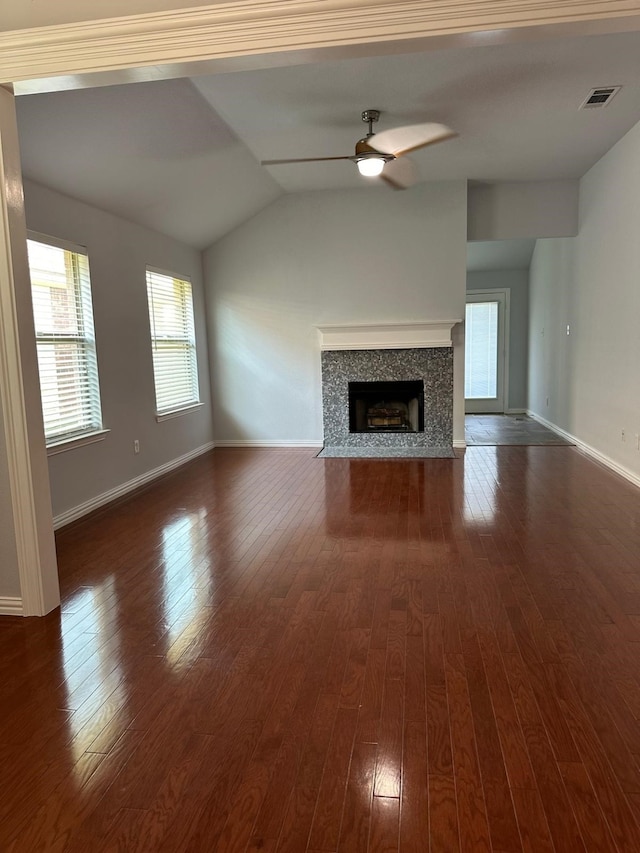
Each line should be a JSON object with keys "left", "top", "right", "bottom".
{"left": 356, "top": 155, "right": 387, "bottom": 177}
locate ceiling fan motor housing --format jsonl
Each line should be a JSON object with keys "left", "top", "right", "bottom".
{"left": 355, "top": 137, "right": 385, "bottom": 155}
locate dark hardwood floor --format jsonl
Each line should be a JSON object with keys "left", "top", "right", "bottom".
{"left": 2, "top": 445, "right": 640, "bottom": 851}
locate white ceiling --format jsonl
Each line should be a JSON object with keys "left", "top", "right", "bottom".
{"left": 15, "top": 28, "right": 640, "bottom": 250}
{"left": 16, "top": 78, "right": 281, "bottom": 250}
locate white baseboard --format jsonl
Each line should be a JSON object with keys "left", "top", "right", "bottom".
{"left": 213, "top": 440, "right": 323, "bottom": 449}
{"left": 453, "top": 439, "right": 467, "bottom": 450}
{"left": 53, "top": 441, "right": 215, "bottom": 529}
{"left": 0, "top": 597, "right": 23, "bottom": 616}
{"left": 505, "top": 408, "right": 527, "bottom": 415}
{"left": 527, "top": 411, "right": 640, "bottom": 491}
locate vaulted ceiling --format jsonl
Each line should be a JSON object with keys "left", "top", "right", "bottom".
{"left": 15, "top": 28, "right": 640, "bottom": 251}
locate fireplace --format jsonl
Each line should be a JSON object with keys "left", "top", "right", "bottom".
{"left": 320, "top": 348, "right": 453, "bottom": 449}
{"left": 317, "top": 322, "right": 458, "bottom": 453}
{"left": 349, "top": 380, "right": 424, "bottom": 433}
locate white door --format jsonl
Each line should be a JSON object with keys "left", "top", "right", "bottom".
{"left": 465, "top": 291, "right": 507, "bottom": 414}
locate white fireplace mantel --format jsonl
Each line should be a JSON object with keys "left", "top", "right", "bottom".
{"left": 317, "top": 321, "right": 461, "bottom": 351}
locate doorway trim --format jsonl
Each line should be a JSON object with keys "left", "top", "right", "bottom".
{"left": 0, "top": 88, "right": 59, "bottom": 616}
{"left": 2, "top": 1, "right": 640, "bottom": 90}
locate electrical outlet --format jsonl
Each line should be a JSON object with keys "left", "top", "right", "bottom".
{"left": 622, "top": 430, "right": 626, "bottom": 442}
{"left": 546, "top": 396, "right": 549, "bottom": 407}
{"left": 134, "top": 439, "right": 140, "bottom": 454}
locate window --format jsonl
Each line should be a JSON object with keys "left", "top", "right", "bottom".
{"left": 465, "top": 300, "right": 499, "bottom": 399}
{"left": 27, "top": 234, "right": 103, "bottom": 446}
{"left": 146, "top": 267, "right": 200, "bottom": 416}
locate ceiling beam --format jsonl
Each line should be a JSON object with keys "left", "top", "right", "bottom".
{"left": 3, "top": 0, "right": 640, "bottom": 94}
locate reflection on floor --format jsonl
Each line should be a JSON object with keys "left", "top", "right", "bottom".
{"left": 465, "top": 413, "right": 574, "bottom": 446}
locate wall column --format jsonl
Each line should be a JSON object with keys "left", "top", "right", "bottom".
{"left": 0, "top": 85, "right": 59, "bottom": 616}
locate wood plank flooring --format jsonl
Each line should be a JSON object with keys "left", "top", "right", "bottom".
{"left": 2, "top": 445, "right": 640, "bottom": 851}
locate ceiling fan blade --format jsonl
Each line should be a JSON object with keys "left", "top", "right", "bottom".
{"left": 372, "top": 123, "right": 457, "bottom": 158}
{"left": 380, "top": 156, "right": 418, "bottom": 190}
{"left": 261, "top": 155, "right": 352, "bottom": 165}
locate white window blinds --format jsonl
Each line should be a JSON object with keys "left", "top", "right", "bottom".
{"left": 27, "top": 235, "right": 103, "bottom": 445}
{"left": 146, "top": 268, "right": 199, "bottom": 415}
{"left": 465, "top": 301, "right": 498, "bottom": 399}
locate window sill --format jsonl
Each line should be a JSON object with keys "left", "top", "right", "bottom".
{"left": 46, "top": 428, "right": 110, "bottom": 456}
{"left": 156, "top": 403, "right": 203, "bottom": 423}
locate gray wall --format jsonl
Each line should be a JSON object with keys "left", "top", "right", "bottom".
{"left": 467, "top": 268, "right": 529, "bottom": 411}
{"left": 468, "top": 180, "right": 578, "bottom": 241}
{"left": 23, "top": 180, "right": 214, "bottom": 520}
{"left": 528, "top": 116, "right": 640, "bottom": 480}
{"left": 204, "top": 182, "right": 468, "bottom": 445}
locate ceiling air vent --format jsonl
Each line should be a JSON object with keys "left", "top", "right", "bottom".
{"left": 580, "top": 86, "right": 621, "bottom": 109}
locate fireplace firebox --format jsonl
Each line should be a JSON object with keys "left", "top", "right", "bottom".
{"left": 348, "top": 380, "right": 424, "bottom": 434}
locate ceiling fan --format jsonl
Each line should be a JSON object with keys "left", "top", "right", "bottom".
{"left": 261, "top": 109, "right": 457, "bottom": 189}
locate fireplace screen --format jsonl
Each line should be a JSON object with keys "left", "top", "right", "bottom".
{"left": 348, "top": 380, "right": 425, "bottom": 433}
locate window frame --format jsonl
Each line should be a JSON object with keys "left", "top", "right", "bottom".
{"left": 145, "top": 265, "right": 201, "bottom": 420}
{"left": 26, "top": 230, "right": 106, "bottom": 450}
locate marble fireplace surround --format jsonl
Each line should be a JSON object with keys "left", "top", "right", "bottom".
{"left": 318, "top": 322, "right": 459, "bottom": 450}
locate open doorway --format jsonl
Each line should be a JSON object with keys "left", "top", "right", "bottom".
{"left": 464, "top": 239, "right": 570, "bottom": 446}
